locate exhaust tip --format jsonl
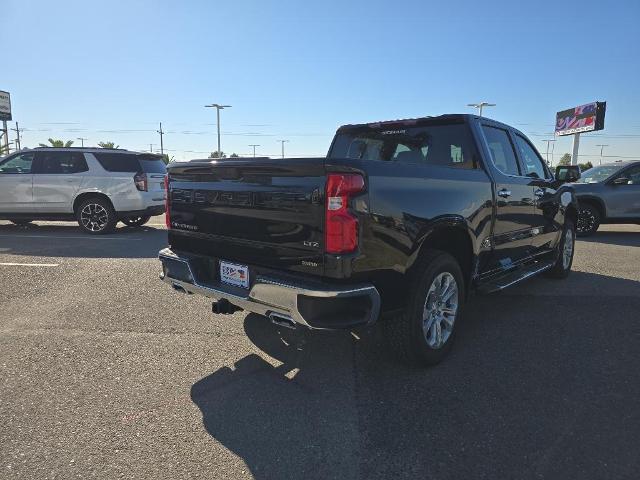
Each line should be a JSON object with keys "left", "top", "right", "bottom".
{"left": 269, "top": 313, "right": 297, "bottom": 330}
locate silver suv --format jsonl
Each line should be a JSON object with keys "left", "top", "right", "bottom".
{"left": 573, "top": 160, "right": 640, "bottom": 236}
{"left": 0, "top": 147, "right": 166, "bottom": 234}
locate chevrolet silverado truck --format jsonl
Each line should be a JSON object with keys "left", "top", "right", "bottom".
{"left": 158, "top": 114, "right": 579, "bottom": 366}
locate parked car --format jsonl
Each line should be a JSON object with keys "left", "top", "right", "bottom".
{"left": 0, "top": 147, "right": 166, "bottom": 234}
{"left": 158, "top": 114, "right": 579, "bottom": 366}
{"left": 571, "top": 160, "right": 640, "bottom": 236}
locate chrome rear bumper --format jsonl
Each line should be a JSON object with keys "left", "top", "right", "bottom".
{"left": 158, "top": 247, "right": 380, "bottom": 329}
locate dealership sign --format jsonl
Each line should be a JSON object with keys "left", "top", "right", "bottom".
{"left": 0, "top": 91, "right": 11, "bottom": 121}
{"left": 555, "top": 101, "right": 606, "bottom": 136}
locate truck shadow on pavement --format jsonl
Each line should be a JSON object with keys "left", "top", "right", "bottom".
{"left": 190, "top": 271, "right": 640, "bottom": 480}
{"left": 0, "top": 223, "right": 166, "bottom": 258}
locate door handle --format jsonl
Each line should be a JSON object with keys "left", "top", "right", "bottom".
{"left": 534, "top": 188, "right": 545, "bottom": 197}
{"left": 497, "top": 189, "right": 511, "bottom": 198}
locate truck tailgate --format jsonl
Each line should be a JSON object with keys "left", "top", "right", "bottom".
{"left": 167, "top": 158, "right": 326, "bottom": 275}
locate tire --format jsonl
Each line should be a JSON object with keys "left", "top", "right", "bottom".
{"left": 545, "top": 219, "right": 576, "bottom": 279}
{"left": 385, "top": 250, "right": 465, "bottom": 367}
{"left": 122, "top": 215, "right": 151, "bottom": 227}
{"left": 75, "top": 197, "right": 117, "bottom": 234}
{"left": 576, "top": 203, "right": 600, "bottom": 237}
{"left": 10, "top": 219, "right": 33, "bottom": 226}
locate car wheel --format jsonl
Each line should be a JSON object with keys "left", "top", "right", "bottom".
{"left": 385, "top": 250, "right": 464, "bottom": 366}
{"left": 576, "top": 204, "right": 600, "bottom": 237}
{"left": 122, "top": 215, "right": 151, "bottom": 227}
{"left": 76, "top": 197, "right": 117, "bottom": 234}
{"left": 10, "top": 219, "right": 33, "bottom": 226}
{"left": 545, "top": 219, "right": 575, "bottom": 279}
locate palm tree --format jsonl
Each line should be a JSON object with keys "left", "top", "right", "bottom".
{"left": 39, "top": 138, "right": 74, "bottom": 148}
{"left": 98, "top": 141, "right": 119, "bottom": 149}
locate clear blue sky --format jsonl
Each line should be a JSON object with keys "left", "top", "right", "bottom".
{"left": 3, "top": 0, "right": 640, "bottom": 163}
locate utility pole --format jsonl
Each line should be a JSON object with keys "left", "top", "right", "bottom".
{"left": 149, "top": 144, "right": 154, "bottom": 153}
{"left": 157, "top": 122, "right": 165, "bottom": 155}
{"left": 541, "top": 139, "right": 556, "bottom": 166}
{"left": 595, "top": 144, "right": 609, "bottom": 165}
{"left": 249, "top": 144, "right": 260, "bottom": 158}
{"left": 277, "top": 139, "right": 289, "bottom": 159}
{"left": 204, "top": 103, "right": 232, "bottom": 156}
{"left": 10, "top": 122, "right": 23, "bottom": 150}
{"left": 76, "top": 137, "right": 88, "bottom": 147}
{"left": 467, "top": 102, "right": 496, "bottom": 117}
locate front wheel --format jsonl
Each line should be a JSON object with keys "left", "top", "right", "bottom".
{"left": 545, "top": 220, "right": 576, "bottom": 279}
{"left": 122, "top": 215, "right": 151, "bottom": 227}
{"left": 385, "top": 250, "right": 464, "bottom": 366}
{"left": 576, "top": 204, "right": 600, "bottom": 237}
{"left": 76, "top": 197, "right": 117, "bottom": 234}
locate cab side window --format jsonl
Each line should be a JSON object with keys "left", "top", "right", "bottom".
{"left": 514, "top": 134, "right": 548, "bottom": 179}
{"left": 481, "top": 126, "right": 520, "bottom": 176}
{"left": 35, "top": 152, "right": 88, "bottom": 174}
{"left": 0, "top": 153, "right": 34, "bottom": 174}
{"left": 618, "top": 165, "right": 640, "bottom": 185}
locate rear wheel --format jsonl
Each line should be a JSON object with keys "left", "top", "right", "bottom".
{"left": 76, "top": 197, "right": 117, "bottom": 234}
{"left": 10, "top": 219, "right": 33, "bottom": 226}
{"left": 385, "top": 250, "right": 464, "bottom": 366}
{"left": 122, "top": 215, "right": 151, "bottom": 227}
{"left": 576, "top": 203, "right": 600, "bottom": 237}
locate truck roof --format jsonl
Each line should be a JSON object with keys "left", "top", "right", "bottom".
{"left": 337, "top": 113, "right": 502, "bottom": 132}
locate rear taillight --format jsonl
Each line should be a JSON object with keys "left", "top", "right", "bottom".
{"left": 164, "top": 174, "right": 171, "bottom": 229}
{"left": 325, "top": 173, "right": 365, "bottom": 254}
{"left": 134, "top": 172, "right": 148, "bottom": 191}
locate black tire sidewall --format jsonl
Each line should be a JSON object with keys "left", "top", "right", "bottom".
{"left": 76, "top": 198, "right": 116, "bottom": 234}
{"left": 123, "top": 215, "right": 151, "bottom": 227}
{"left": 406, "top": 252, "right": 465, "bottom": 365}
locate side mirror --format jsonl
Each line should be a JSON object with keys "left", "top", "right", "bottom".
{"left": 612, "top": 177, "right": 630, "bottom": 185}
{"left": 555, "top": 165, "right": 581, "bottom": 182}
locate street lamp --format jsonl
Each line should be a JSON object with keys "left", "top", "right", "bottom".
{"left": 595, "top": 144, "right": 609, "bottom": 165}
{"left": 541, "top": 139, "right": 556, "bottom": 167}
{"left": 467, "top": 102, "right": 496, "bottom": 117}
{"left": 204, "top": 103, "right": 232, "bottom": 156}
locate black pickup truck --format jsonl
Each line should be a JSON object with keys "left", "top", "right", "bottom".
{"left": 158, "top": 114, "right": 579, "bottom": 366}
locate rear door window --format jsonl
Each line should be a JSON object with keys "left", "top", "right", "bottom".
{"left": 138, "top": 157, "right": 167, "bottom": 173}
{"left": 481, "top": 126, "right": 520, "bottom": 176}
{"left": 35, "top": 151, "right": 88, "bottom": 174}
{"left": 330, "top": 123, "right": 477, "bottom": 169}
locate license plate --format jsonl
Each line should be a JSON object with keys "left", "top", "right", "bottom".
{"left": 220, "top": 261, "right": 249, "bottom": 289}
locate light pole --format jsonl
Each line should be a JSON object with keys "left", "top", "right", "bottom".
{"left": 541, "top": 139, "right": 556, "bottom": 167}
{"left": 205, "top": 103, "right": 232, "bottom": 156}
{"left": 249, "top": 144, "right": 260, "bottom": 158}
{"left": 157, "top": 122, "right": 164, "bottom": 155}
{"left": 277, "top": 139, "right": 289, "bottom": 159}
{"left": 467, "top": 102, "right": 496, "bottom": 117}
{"left": 595, "top": 144, "right": 609, "bottom": 165}
{"left": 76, "top": 137, "right": 88, "bottom": 147}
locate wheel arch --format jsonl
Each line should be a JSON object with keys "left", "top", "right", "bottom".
{"left": 73, "top": 191, "right": 115, "bottom": 215}
{"left": 408, "top": 217, "right": 475, "bottom": 293}
{"left": 576, "top": 195, "right": 606, "bottom": 219}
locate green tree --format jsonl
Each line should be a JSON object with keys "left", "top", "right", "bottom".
{"left": 579, "top": 162, "right": 593, "bottom": 171}
{"left": 98, "top": 141, "right": 119, "bottom": 149}
{"left": 161, "top": 154, "right": 174, "bottom": 164}
{"left": 39, "top": 138, "right": 74, "bottom": 148}
{"left": 558, "top": 153, "right": 571, "bottom": 166}
{"left": 209, "top": 151, "right": 226, "bottom": 159}
{"left": 230, "top": 153, "right": 239, "bottom": 158}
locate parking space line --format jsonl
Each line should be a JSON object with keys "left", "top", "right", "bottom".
{"left": 0, "top": 235, "right": 142, "bottom": 241}
{"left": 0, "top": 262, "right": 59, "bottom": 267}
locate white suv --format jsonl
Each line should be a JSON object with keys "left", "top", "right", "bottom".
{"left": 0, "top": 148, "right": 166, "bottom": 234}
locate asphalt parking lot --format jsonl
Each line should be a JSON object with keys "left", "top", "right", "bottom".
{"left": 0, "top": 219, "right": 638, "bottom": 479}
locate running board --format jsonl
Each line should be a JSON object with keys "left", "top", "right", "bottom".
{"left": 476, "top": 260, "right": 555, "bottom": 294}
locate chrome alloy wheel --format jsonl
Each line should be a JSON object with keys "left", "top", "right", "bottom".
{"left": 563, "top": 228, "right": 574, "bottom": 269}
{"left": 422, "top": 272, "right": 459, "bottom": 349}
{"left": 80, "top": 203, "right": 109, "bottom": 232}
